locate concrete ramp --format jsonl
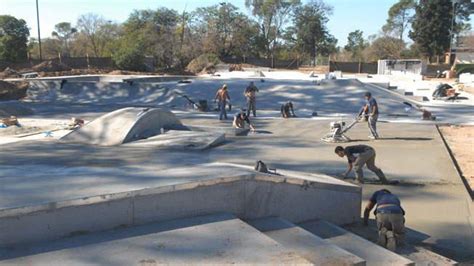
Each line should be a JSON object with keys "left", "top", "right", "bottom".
{"left": 60, "top": 107, "right": 183, "bottom": 146}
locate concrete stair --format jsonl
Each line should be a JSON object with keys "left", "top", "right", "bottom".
{"left": 0, "top": 214, "right": 457, "bottom": 265}
{"left": 248, "top": 217, "right": 366, "bottom": 265}
{"left": 300, "top": 220, "right": 415, "bottom": 266}
{"left": 0, "top": 214, "right": 311, "bottom": 265}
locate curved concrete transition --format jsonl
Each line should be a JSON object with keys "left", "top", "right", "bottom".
{"left": 60, "top": 107, "right": 183, "bottom": 146}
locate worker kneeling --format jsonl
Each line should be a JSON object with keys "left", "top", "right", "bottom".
{"left": 281, "top": 101, "right": 296, "bottom": 118}
{"left": 335, "top": 145, "right": 388, "bottom": 184}
{"left": 233, "top": 110, "right": 256, "bottom": 131}
{"left": 364, "top": 189, "right": 405, "bottom": 251}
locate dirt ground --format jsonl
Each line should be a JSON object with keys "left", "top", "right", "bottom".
{"left": 439, "top": 125, "right": 474, "bottom": 195}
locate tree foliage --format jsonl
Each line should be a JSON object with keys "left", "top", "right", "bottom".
{"left": 344, "top": 30, "right": 367, "bottom": 60}
{"left": 409, "top": 0, "right": 452, "bottom": 59}
{"left": 290, "top": 0, "right": 336, "bottom": 63}
{"left": 0, "top": 15, "right": 29, "bottom": 62}
{"left": 382, "top": 0, "right": 415, "bottom": 41}
{"left": 52, "top": 22, "right": 77, "bottom": 57}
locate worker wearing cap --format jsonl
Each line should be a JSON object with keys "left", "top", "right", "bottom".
{"left": 364, "top": 189, "right": 405, "bottom": 251}
{"left": 335, "top": 145, "right": 388, "bottom": 184}
{"left": 359, "top": 92, "right": 379, "bottom": 140}
{"left": 215, "top": 84, "right": 231, "bottom": 120}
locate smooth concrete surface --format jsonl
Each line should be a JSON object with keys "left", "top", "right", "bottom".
{"left": 60, "top": 107, "right": 183, "bottom": 146}
{"left": 0, "top": 167, "right": 361, "bottom": 247}
{"left": 125, "top": 130, "right": 225, "bottom": 150}
{"left": 300, "top": 220, "right": 415, "bottom": 266}
{"left": 249, "top": 217, "right": 366, "bottom": 265}
{"left": 0, "top": 213, "right": 311, "bottom": 265}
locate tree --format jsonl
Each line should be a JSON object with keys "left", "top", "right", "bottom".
{"left": 382, "top": 0, "right": 415, "bottom": 41}
{"left": 245, "top": 0, "right": 301, "bottom": 58}
{"left": 0, "top": 15, "right": 29, "bottom": 62}
{"left": 76, "top": 13, "right": 120, "bottom": 57}
{"left": 409, "top": 0, "right": 454, "bottom": 62}
{"left": 52, "top": 22, "right": 77, "bottom": 57}
{"left": 344, "top": 30, "right": 367, "bottom": 60}
{"left": 122, "top": 8, "right": 179, "bottom": 69}
{"left": 291, "top": 0, "right": 336, "bottom": 65}
{"left": 194, "top": 3, "right": 257, "bottom": 57}
{"left": 365, "top": 36, "right": 406, "bottom": 61}
{"left": 112, "top": 33, "right": 145, "bottom": 71}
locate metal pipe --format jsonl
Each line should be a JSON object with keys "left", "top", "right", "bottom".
{"left": 36, "top": 0, "right": 42, "bottom": 60}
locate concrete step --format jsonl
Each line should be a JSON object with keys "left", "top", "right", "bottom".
{"left": 300, "top": 220, "right": 414, "bottom": 266}
{"left": 0, "top": 213, "right": 311, "bottom": 265}
{"left": 248, "top": 217, "right": 366, "bottom": 266}
{"left": 342, "top": 223, "right": 458, "bottom": 265}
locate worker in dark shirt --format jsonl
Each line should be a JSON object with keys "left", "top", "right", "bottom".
{"left": 281, "top": 101, "right": 296, "bottom": 118}
{"left": 233, "top": 110, "right": 255, "bottom": 131}
{"left": 335, "top": 144, "right": 388, "bottom": 184}
{"left": 359, "top": 92, "right": 379, "bottom": 140}
{"left": 364, "top": 189, "right": 405, "bottom": 251}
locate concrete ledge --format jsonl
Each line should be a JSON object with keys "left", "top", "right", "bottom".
{"left": 0, "top": 171, "right": 361, "bottom": 247}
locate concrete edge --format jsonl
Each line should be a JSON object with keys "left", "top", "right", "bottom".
{"left": 0, "top": 171, "right": 360, "bottom": 219}
{"left": 435, "top": 125, "right": 474, "bottom": 200}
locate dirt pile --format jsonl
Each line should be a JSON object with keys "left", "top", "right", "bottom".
{"left": 229, "top": 64, "right": 243, "bottom": 72}
{"left": 0, "top": 67, "right": 20, "bottom": 79}
{"left": 186, "top": 54, "right": 221, "bottom": 74}
{"left": 0, "top": 80, "right": 28, "bottom": 100}
{"left": 32, "top": 61, "right": 71, "bottom": 72}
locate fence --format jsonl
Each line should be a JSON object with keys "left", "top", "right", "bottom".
{"left": 221, "top": 56, "right": 299, "bottom": 69}
{"left": 329, "top": 61, "right": 378, "bottom": 74}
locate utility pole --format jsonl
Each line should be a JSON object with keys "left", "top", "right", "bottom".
{"left": 36, "top": 0, "right": 43, "bottom": 60}
{"left": 449, "top": 0, "right": 460, "bottom": 65}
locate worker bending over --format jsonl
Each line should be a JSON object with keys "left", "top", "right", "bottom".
{"left": 281, "top": 101, "right": 296, "bottom": 118}
{"left": 335, "top": 144, "right": 388, "bottom": 184}
{"left": 233, "top": 110, "right": 255, "bottom": 131}
{"left": 364, "top": 189, "right": 405, "bottom": 251}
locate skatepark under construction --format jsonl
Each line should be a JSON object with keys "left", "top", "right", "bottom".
{"left": 0, "top": 69, "right": 473, "bottom": 265}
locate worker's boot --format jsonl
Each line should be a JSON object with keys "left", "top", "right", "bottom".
{"left": 378, "top": 227, "right": 387, "bottom": 247}
{"left": 386, "top": 230, "right": 397, "bottom": 251}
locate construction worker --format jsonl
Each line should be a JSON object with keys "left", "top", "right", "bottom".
{"left": 334, "top": 145, "right": 388, "bottom": 184}
{"left": 233, "top": 110, "right": 255, "bottom": 131}
{"left": 281, "top": 101, "right": 296, "bottom": 118}
{"left": 364, "top": 189, "right": 405, "bottom": 251}
{"left": 359, "top": 92, "right": 379, "bottom": 139}
{"left": 215, "top": 84, "right": 231, "bottom": 120}
{"left": 244, "top": 81, "right": 259, "bottom": 117}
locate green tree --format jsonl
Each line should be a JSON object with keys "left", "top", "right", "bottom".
{"left": 382, "top": 0, "right": 415, "bottom": 41}
{"left": 245, "top": 0, "right": 301, "bottom": 58}
{"left": 0, "top": 15, "right": 29, "bottom": 62}
{"left": 52, "top": 22, "right": 77, "bottom": 57}
{"left": 112, "top": 33, "right": 145, "bottom": 71}
{"left": 409, "top": 0, "right": 452, "bottom": 62}
{"left": 123, "top": 8, "right": 179, "bottom": 69}
{"left": 291, "top": 0, "right": 335, "bottom": 64}
{"left": 344, "top": 30, "right": 367, "bottom": 60}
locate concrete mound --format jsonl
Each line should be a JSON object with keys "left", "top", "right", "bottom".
{"left": 60, "top": 107, "right": 183, "bottom": 146}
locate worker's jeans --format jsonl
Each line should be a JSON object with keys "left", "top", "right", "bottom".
{"left": 376, "top": 213, "right": 405, "bottom": 246}
{"left": 218, "top": 101, "right": 227, "bottom": 120}
{"left": 354, "top": 148, "right": 388, "bottom": 183}
{"left": 368, "top": 114, "right": 379, "bottom": 138}
{"left": 247, "top": 98, "right": 257, "bottom": 117}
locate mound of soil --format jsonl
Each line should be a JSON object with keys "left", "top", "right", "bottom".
{"left": 32, "top": 61, "right": 71, "bottom": 72}
{"left": 0, "top": 67, "right": 20, "bottom": 79}
{"left": 229, "top": 64, "right": 243, "bottom": 72}
{"left": 0, "top": 80, "right": 28, "bottom": 100}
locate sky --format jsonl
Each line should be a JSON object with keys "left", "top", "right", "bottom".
{"left": 0, "top": 0, "right": 469, "bottom": 47}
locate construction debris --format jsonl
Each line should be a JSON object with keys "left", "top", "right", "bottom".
{"left": 32, "top": 61, "right": 71, "bottom": 72}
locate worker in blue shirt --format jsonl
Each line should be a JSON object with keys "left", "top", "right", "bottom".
{"left": 364, "top": 189, "right": 405, "bottom": 251}
{"left": 359, "top": 92, "right": 379, "bottom": 140}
